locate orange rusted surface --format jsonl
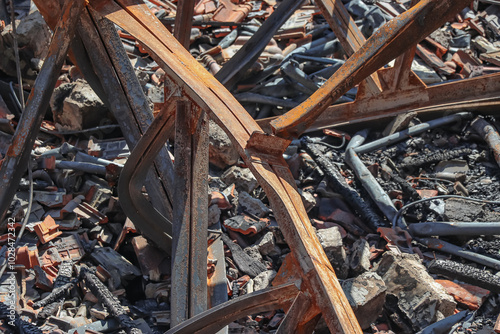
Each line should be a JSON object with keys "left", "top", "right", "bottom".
{"left": 30, "top": 0, "right": 485, "bottom": 332}
{"left": 270, "top": 0, "right": 475, "bottom": 139}
{"left": 85, "top": 0, "right": 362, "bottom": 332}
{"left": 315, "top": 0, "right": 382, "bottom": 95}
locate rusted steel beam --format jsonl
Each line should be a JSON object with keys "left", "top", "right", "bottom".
{"left": 117, "top": 99, "right": 176, "bottom": 254}
{"left": 258, "top": 69, "right": 500, "bottom": 134}
{"left": 166, "top": 283, "right": 300, "bottom": 334}
{"left": 173, "top": 0, "right": 195, "bottom": 48}
{"left": 34, "top": 0, "right": 110, "bottom": 107}
{"left": 0, "top": 0, "right": 86, "bottom": 221}
{"left": 88, "top": 9, "right": 176, "bottom": 248}
{"left": 215, "top": 0, "right": 305, "bottom": 89}
{"left": 315, "top": 0, "right": 382, "bottom": 95}
{"left": 171, "top": 100, "right": 209, "bottom": 325}
{"left": 34, "top": 0, "right": 176, "bottom": 245}
{"left": 172, "top": 0, "right": 209, "bottom": 323}
{"left": 94, "top": 13, "right": 176, "bottom": 204}
{"left": 93, "top": 0, "right": 362, "bottom": 332}
{"left": 270, "top": 0, "right": 474, "bottom": 139}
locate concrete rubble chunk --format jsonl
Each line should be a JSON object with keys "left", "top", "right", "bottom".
{"left": 209, "top": 120, "right": 240, "bottom": 168}
{"left": 208, "top": 203, "right": 221, "bottom": 227}
{"left": 316, "top": 226, "right": 349, "bottom": 279}
{"left": 237, "top": 191, "right": 270, "bottom": 218}
{"left": 255, "top": 231, "right": 281, "bottom": 257}
{"left": 253, "top": 270, "right": 277, "bottom": 291}
{"left": 375, "top": 252, "right": 456, "bottom": 331}
{"left": 244, "top": 245, "right": 263, "bottom": 263}
{"left": 221, "top": 166, "right": 258, "bottom": 193}
{"left": 444, "top": 198, "right": 484, "bottom": 221}
{"left": 299, "top": 188, "right": 316, "bottom": 213}
{"left": 0, "top": 10, "right": 51, "bottom": 82}
{"left": 350, "top": 238, "right": 371, "bottom": 276}
{"left": 342, "top": 272, "right": 387, "bottom": 330}
{"left": 50, "top": 80, "right": 111, "bottom": 131}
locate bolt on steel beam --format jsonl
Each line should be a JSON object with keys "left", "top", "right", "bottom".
{"left": 0, "top": 0, "right": 86, "bottom": 222}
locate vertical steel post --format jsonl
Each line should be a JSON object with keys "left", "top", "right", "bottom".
{"left": 389, "top": 0, "right": 419, "bottom": 90}
{"left": 174, "top": 0, "right": 195, "bottom": 49}
{"left": 171, "top": 101, "right": 209, "bottom": 325}
{"left": 171, "top": 0, "right": 209, "bottom": 324}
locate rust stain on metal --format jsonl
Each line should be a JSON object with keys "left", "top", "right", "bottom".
{"left": 86, "top": 0, "right": 362, "bottom": 331}
{"left": 269, "top": 0, "right": 475, "bottom": 139}
{"left": 25, "top": 0, "right": 492, "bottom": 332}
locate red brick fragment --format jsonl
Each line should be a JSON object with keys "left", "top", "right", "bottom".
{"left": 436, "top": 279, "right": 490, "bottom": 310}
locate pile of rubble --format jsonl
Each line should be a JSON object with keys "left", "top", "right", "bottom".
{"left": 0, "top": 0, "right": 500, "bottom": 333}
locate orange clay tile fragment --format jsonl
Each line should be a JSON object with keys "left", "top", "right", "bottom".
{"left": 34, "top": 216, "right": 62, "bottom": 244}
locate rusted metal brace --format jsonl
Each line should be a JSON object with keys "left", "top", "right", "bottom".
{"left": 93, "top": 0, "right": 361, "bottom": 332}
{"left": 33, "top": 0, "right": 176, "bottom": 251}
{"left": 269, "top": 0, "right": 478, "bottom": 139}
{"left": 117, "top": 101, "right": 176, "bottom": 253}
{"left": 171, "top": 3, "right": 210, "bottom": 325}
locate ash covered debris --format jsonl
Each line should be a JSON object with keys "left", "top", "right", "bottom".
{"left": 0, "top": 0, "right": 499, "bottom": 333}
